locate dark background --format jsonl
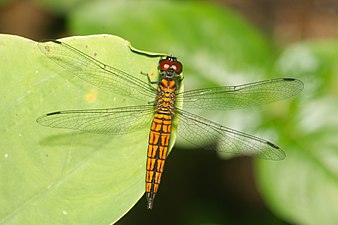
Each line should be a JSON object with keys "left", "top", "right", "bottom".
{"left": 1, "top": 0, "right": 337, "bottom": 43}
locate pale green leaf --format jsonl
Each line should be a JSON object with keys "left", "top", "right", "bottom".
{"left": 0, "top": 34, "right": 166, "bottom": 225}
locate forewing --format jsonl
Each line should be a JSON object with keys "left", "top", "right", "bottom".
{"left": 37, "top": 105, "right": 155, "bottom": 135}
{"left": 176, "top": 109, "right": 286, "bottom": 160}
{"left": 38, "top": 40, "right": 156, "bottom": 100}
{"left": 177, "top": 78, "right": 303, "bottom": 110}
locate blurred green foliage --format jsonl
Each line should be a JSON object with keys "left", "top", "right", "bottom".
{"left": 257, "top": 40, "right": 338, "bottom": 225}
{"left": 1, "top": 0, "right": 338, "bottom": 225}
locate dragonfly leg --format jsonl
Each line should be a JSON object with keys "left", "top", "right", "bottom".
{"left": 141, "top": 71, "right": 159, "bottom": 85}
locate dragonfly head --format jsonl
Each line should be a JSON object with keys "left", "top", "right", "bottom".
{"left": 158, "top": 56, "right": 183, "bottom": 79}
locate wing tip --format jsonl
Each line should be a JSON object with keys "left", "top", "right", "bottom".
{"left": 46, "top": 111, "right": 62, "bottom": 116}
{"left": 265, "top": 141, "right": 286, "bottom": 160}
{"left": 282, "top": 77, "right": 304, "bottom": 90}
{"left": 282, "top": 78, "right": 296, "bottom": 81}
{"left": 36, "top": 111, "right": 61, "bottom": 125}
{"left": 267, "top": 141, "right": 279, "bottom": 149}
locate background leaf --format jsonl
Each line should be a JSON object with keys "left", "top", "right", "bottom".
{"left": 0, "top": 34, "right": 163, "bottom": 225}
{"left": 68, "top": 1, "right": 273, "bottom": 87}
{"left": 256, "top": 40, "right": 338, "bottom": 225}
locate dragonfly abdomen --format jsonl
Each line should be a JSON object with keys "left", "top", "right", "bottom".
{"left": 145, "top": 78, "right": 177, "bottom": 209}
{"left": 146, "top": 112, "right": 172, "bottom": 209}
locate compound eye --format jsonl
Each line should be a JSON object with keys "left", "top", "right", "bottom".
{"left": 158, "top": 59, "right": 171, "bottom": 71}
{"left": 171, "top": 61, "right": 183, "bottom": 74}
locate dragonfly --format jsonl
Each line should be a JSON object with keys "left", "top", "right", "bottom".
{"left": 36, "top": 40, "right": 304, "bottom": 209}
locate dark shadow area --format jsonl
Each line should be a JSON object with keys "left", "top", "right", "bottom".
{"left": 116, "top": 147, "right": 291, "bottom": 225}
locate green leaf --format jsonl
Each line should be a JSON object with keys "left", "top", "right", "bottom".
{"left": 256, "top": 40, "right": 338, "bottom": 225}
{"left": 0, "top": 34, "right": 164, "bottom": 225}
{"left": 68, "top": 0, "right": 273, "bottom": 89}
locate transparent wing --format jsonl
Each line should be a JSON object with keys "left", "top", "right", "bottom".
{"left": 38, "top": 40, "right": 156, "bottom": 100}
{"left": 37, "top": 105, "right": 155, "bottom": 135}
{"left": 177, "top": 78, "right": 304, "bottom": 110}
{"left": 176, "top": 109, "right": 285, "bottom": 160}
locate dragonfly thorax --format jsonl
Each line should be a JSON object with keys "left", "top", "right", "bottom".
{"left": 156, "top": 78, "right": 177, "bottom": 114}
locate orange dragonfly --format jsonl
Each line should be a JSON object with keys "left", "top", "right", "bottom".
{"left": 37, "top": 40, "right": 303, "bottom": 209}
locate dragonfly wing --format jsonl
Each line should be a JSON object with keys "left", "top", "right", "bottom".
{"left": 38, "top": 40, "right": 156, "bottom": 100}
{"left": 37, "top": 105, "right": 155, "bottom": 135}
{"left": 176, "top": 109, "right": 286, "bottom": 160}
{"left": 177, "top": 78, "right": 303, "bottom": 110}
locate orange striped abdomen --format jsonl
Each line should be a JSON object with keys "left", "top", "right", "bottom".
{"left": 145, "top": 112, "right": 172, "bottom": 209}
{"left": 145, "top": 78, "right": 177, "bottom": 209}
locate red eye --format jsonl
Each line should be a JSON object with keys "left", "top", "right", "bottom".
{"left": 159, "top": 59, "right": 171, "bottom": 71}
{"left": 158, "top": 58, "right": 183, "bottom": 74}
{"left": 171, "top": 61, "right": 183, "bottom": 74}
